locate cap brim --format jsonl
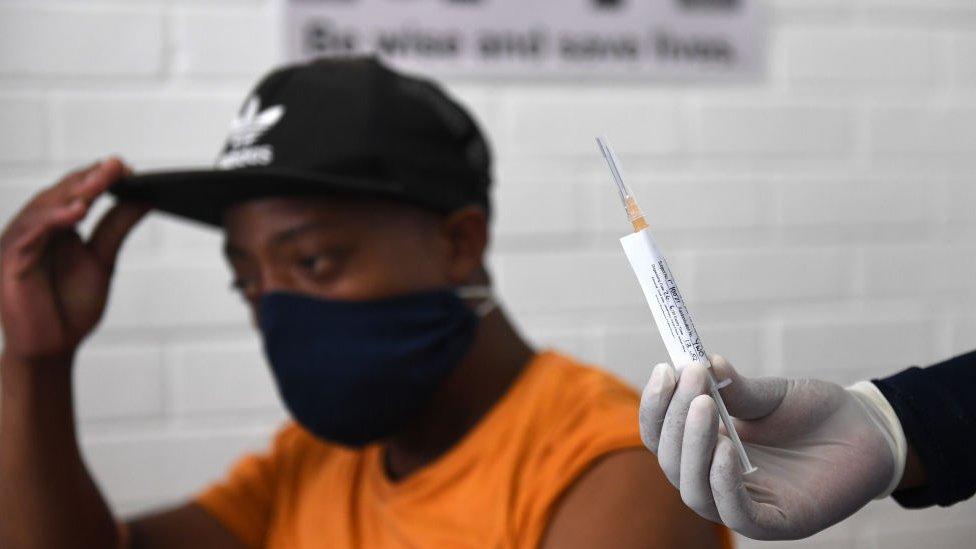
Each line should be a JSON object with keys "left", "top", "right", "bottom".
{"left": 110, "top": 167, "right": 411, "bottom": 227}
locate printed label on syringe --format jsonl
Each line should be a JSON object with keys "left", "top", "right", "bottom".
{"left": 620, "top": 228, "right": 708, "bottom": 368}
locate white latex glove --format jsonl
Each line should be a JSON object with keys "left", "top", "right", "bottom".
{"left": 639, "top": 355, "right": 907, "bottom": 540}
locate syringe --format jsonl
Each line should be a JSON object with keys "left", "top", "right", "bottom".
{"left": 597, "top": 136, "right": 757, "bottom": 475}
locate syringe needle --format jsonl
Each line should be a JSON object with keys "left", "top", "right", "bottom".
{"left": 596, "top": 136, "right": 629, "bottom": 204}
{"left": 596, "top": 136, "right": 648, "bottom": 232}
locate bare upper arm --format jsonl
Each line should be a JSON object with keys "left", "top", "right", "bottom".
{"left": 125, "top": 502, "right": 246, "bottom": 549}
{"left": 540, "top": 449, "right": 723, "bottom": 549}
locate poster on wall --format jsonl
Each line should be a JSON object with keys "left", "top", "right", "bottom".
{"left": 284, "top": 0, "right": 765, "bottom": 80}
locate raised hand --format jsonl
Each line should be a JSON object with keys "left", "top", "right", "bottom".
{"left": 0, "top": 158, "right": 149, "bottom": 366}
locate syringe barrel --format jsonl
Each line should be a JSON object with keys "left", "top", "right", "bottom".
{"left": 620, "top": 227, "right": 756, "bottom": 473}
{"left": 620, "top": 228, "right": 708, "bottom": 369}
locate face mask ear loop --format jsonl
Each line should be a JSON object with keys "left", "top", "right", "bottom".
{"left": 473, "top": 298, "right": 497, "bottom": 318}
{"left": 457, "top": 285, "right": 496, "bottom": 318}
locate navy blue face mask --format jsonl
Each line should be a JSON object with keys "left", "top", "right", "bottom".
{"left": 258, "top": 287, "right": 493, "bottom": 447}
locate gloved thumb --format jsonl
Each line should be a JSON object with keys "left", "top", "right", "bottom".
{"left": 709, "top": 354, "right": 788, "bottom": 420}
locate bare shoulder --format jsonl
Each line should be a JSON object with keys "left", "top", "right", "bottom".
{"left": 540, "top": 449, "right": 723, "bottom": 549}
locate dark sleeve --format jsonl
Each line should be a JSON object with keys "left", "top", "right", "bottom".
{"left": 871, "top": 350, "right": 976, "bottom": 508}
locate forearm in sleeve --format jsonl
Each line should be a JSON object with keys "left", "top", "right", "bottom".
{"left": 872, "top": 350, "right": 976, "bottom": 508}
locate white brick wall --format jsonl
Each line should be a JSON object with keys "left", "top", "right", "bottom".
{"left": 505, "top": 89, "right": 683, "bottom": 156}
{"left": 170, "top": 339, "right": 282, "bottom": 415}
{"left": 869, "top": 105, "right": 976, "bottom": 155}
{"left": 173, "top": 8, "right": 277, "bottom": 77}
{"left": 52, "top": 94, "right": 240, "bottom": 165}
{"left": 0, "top": 96, "right": 46, "bottom": 163}
{"left": 1, "top": 0, "right": 975, "bottom": 546}
{"left": 784, "top": 29, "right": 939, "bottom": 84}
{"left": 952, "top": 33, "right": 976, "bottom": 86}
{"left": 0, "top": 5, "right": 164, "bottom": 77}
{"left": 696, "top": 102, "right": 852, "bottom": 156}
{"left": 75, "top": 344, "right": 167, "bottom": 421}
{"left": 692, "top": 248, "right": 854, "bottom": 302}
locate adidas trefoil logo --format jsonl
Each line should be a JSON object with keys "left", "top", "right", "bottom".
{"left": 228, "top": 96, "right": 285, "bottom": 147}
{"left": 217, "top": 95, "right": 285, "bottom": 169}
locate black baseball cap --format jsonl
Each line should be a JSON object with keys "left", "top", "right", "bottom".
{"left": 111, "top": 56, "right": 492, "bottom": 227}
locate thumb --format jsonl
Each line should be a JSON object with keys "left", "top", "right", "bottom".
{"left": 710, "top": 354, "right": 788, "bottom": 420}
{"left": 88, "top": 200, "right": 151, "bottom": 270}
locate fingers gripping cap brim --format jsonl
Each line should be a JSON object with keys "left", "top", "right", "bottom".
{"left": 110, "top": 168, "right": 485, "bottom": 227}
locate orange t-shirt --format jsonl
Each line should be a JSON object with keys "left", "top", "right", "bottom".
{"left": 196, "top": 350, "right": 730, "bottom": 548}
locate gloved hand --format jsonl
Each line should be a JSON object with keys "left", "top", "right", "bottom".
{"left": 639, "top": 355, "right": 907, "bottom": 540}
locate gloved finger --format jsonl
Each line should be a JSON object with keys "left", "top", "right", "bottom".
{"left": 658, "top": 363, "right": 710, "bottom": 486}
{"left": 679, "top": 394, "right": 721, "bottom": 523}
{"left": 710, "top": 436, "right": 790, "bottom": 540}
{"left": 639, "top": 362, "right": 677, "bottom": 453}
{"left": 709, "top": 354, "right": 789, "bottom": 420}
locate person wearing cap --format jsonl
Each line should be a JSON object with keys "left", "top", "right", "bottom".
{"left": 0, "top": 57, "right": 726, "bottom": 549}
